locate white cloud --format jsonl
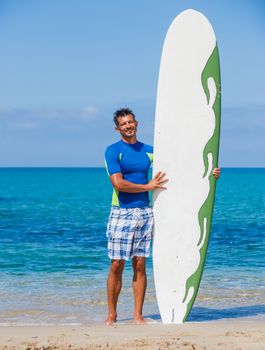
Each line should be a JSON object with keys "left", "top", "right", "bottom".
{"left": 0, "top": 106, "right": 101, "bottom": 129}
{"left": 222, "top": 105, "right": 265, "bottom": 131}
{"left": 0, "top": 105, "right": 12, "bottom": 114}
{"left": 33, "top": 107, "right": 99, "bottom": 120}
{"left": 79, "top": 106, "right": 99, "bottom": 121}
{"left": 10, "top": 121, "right": 38, "bottom": 129}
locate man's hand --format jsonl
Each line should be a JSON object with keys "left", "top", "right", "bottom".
{"left": 212, "top": 167, "right": 220, "bottom": 179}
{"left": 146, "top": 171, "right": 168, "bottom": 191}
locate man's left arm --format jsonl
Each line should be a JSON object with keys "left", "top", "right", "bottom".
{"left": 212, "top": 167, "right": 220, "bottom": 179}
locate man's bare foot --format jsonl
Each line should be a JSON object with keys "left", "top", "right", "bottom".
{"left": 105, "top": 313, "right": 117, "bottom": 326}
{"left": 134, "top": 315, "right": 146, "bottom": 324}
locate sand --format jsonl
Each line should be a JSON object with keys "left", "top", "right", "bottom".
{"left": 0, "top": 321, "right": 265, "bottom": 350}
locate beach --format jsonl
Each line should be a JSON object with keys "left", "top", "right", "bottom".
{"left": 1, "top": 321, "right": 265, "bottom": 350}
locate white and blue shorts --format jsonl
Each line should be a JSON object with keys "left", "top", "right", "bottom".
{"left": 106, "top": 206, "right": 154, "bottom": 261}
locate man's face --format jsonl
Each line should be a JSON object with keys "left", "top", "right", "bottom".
{"left": 115, "top": 114, "right": 138, "bottom": 139}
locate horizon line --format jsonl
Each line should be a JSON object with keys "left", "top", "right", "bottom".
{"left": 0, "top": 166, "right": 264, "bottom": 169}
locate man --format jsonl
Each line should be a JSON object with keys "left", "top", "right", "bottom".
{"left": 104, "top": 108, "right": 220, "bottom": 325}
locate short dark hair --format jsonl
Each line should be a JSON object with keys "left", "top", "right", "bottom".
{"left": 113, "top": 108, "right": 136, "bottom": 126}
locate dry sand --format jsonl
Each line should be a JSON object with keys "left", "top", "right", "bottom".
{"left": 0, "top": 321, "right": 265, "bottom": 350}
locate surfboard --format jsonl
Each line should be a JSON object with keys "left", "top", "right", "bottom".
{"left": 152, "top": 9, "right": 221, "bottom": 323}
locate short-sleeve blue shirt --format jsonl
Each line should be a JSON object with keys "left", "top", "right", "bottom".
{"left": 105, "top": 139, "right": 153, "bottom": 208}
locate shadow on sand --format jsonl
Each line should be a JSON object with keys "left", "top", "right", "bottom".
{"left": 145, "top": 304, "right": 265, "bottom": 322}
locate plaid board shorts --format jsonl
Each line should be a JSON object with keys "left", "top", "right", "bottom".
{"left": 106, "top": 206, "right": 154, "bottom": 260}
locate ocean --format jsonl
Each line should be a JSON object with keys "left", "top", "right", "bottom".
{"left": 0, "top": 167, "right": 264, "bottom": 325}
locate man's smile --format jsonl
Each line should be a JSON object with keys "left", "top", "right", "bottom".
{"left": 125, "top": 128, "right": 134, "bottom": 134}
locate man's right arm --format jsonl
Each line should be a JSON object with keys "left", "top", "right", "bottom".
{"left": 110, "top": 172, "right": 167, "bottom": 193}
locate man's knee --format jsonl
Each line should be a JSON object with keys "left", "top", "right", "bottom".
{"left": 133, "top": 257, "right": 146, "bottom": 274}
{"left": 110, "top": 259, "right": 125, "bottom": 275}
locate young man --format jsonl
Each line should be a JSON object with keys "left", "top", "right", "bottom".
{"left": 104, "top": 108, "right": 220, "bottom": 325}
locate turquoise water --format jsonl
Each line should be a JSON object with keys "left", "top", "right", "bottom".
{"left": 0, "top": 168, "right": 265, "bottom": 324}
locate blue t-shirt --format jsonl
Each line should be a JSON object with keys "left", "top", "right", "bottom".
{"left": 105, "top": 139, "right": 153, "bottom": 208}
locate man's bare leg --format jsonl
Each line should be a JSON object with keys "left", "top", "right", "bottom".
{"left": 106, "top": 259, "right": 125, "bottom": 325}
{"left": 132, "top": 256, "right": 147, "bottom": 324}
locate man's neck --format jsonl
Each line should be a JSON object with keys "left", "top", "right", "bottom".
{"left": 121, "top": 136, "right": 137, "bottom": 144}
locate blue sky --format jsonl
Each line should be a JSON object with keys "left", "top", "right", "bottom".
{"left": 0, "top": 0, "right": 264, "bottom": 167}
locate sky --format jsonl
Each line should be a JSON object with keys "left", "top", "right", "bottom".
{"left": 0, "top": 0, "right": 264, "bottom": 167}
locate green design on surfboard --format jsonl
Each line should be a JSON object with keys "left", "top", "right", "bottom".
{"left": 182, "top": 44, "right": 221, "bottom": 322}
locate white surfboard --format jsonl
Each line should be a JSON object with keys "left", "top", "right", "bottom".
{"left": 152, "top": 9, "right": 221, "bottom": 323}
